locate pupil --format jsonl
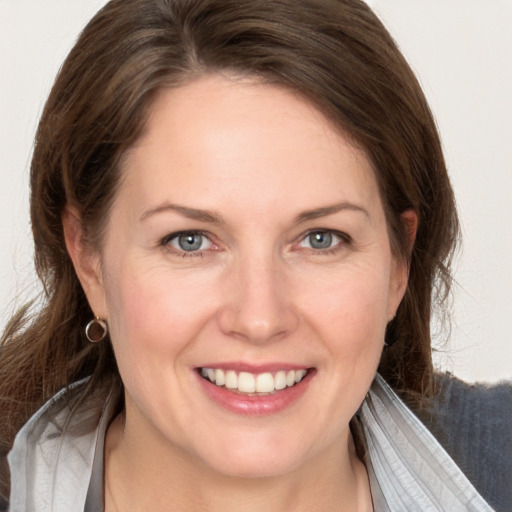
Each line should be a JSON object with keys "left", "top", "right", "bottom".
{"left": 178, "top": 233, "right": 202, "bottom": 251}
{"left": 310, "top": 232, "right": 332, "bottom": 249}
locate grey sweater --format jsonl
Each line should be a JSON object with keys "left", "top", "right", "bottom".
{"left": 413, "top": 374, "right": 512, "bottom": 512}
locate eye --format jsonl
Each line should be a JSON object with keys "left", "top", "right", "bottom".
{"left": 299, "top": 230, "right": 344, "bottom": 250}
{"left": 164, "top": 231, "right": 213, "bottom": 253}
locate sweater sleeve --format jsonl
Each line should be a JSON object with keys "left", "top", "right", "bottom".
{"left": 416, "top": 373, "right": 512, "bottom": 512}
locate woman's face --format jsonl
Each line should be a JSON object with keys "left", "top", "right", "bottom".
{"left": 75, "top": 74, "right": 409, "bottom": 477}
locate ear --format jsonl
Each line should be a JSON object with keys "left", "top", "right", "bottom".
{"left": 62, "top": 205, "right": 108, "bottom": 319}
{"left": 387, "top": 209, "right": 418, "bottom": 320}
{"left": 401, "top": 209, "right": 418, "bottom": 255}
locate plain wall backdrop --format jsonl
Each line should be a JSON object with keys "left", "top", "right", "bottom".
{"left": 0, "top": 0, "right": 511, "bottom": 382}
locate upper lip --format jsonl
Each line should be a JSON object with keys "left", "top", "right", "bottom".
{"left": 196, "top": 362, "right": 312, "bottom": 373}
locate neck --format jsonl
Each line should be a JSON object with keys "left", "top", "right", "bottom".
{"left": 104, "top": 411, "right": 373, "bottom": 512}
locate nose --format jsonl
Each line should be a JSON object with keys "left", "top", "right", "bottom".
{"left": 217, "top": 253, "right": 299, "bottom": 344}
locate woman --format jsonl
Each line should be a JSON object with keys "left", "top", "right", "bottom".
{"left": 0, "top": 0, "right": 500, "bottom": 510}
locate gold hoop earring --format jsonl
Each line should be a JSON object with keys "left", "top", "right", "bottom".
{"left": 85, "top": 317, "right": 108, "bottom": 343}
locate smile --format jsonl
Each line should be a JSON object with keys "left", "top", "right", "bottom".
{"left": 199, "top": 368, "right": 309, "bottom": 394}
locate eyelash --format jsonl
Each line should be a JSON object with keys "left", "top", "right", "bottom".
{"left": 159, "top": 229, "right": 351, "bottom": 258}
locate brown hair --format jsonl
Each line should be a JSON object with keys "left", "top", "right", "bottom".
{"left": 0, "top": 0, "right": 459, "bottom": 497}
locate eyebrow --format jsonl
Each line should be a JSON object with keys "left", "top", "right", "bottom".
{"left": 140, "top": 203, "right": 224, "bottom": 224}
{"left": 294, "top": 202, "right": 369, "bottom": 223}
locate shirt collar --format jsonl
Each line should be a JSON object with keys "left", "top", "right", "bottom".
{"left": 360, "top": 374, "right": 494, "bottom": 511}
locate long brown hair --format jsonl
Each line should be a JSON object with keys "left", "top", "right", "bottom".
{"left": 0, "top": 0, "right": 459, "bottom": 497}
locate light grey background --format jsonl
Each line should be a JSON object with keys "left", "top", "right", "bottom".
{"left": 1, "top": 1, "right": 511, "bottom": 382}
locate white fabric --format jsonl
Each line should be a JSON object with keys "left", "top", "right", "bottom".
{"left": 8, "top": 374, "right": 494, "bottom": 511}
{"left": 361, "top": 375, "right": 494, "bottom": 511}
{"left": 8, "top": 380, "right": 111, "bottom": 512}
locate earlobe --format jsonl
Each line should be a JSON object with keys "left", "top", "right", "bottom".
{"left": 62, "top": 206, "right": 107, "bottom": 318}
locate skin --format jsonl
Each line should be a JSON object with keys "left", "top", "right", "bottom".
{"left": 64, "top": 73, "right": 415, "bottom": 511}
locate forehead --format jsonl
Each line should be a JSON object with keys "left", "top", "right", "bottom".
{"left": 120, "top": 74, "right": 380, "bottom": 218}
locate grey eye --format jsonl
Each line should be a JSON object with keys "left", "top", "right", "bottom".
{"left": 308, "top": 231, "right": 333, "bottom": 249}
{"left": 163, "top": 231, "right": 214, "bottom": 254}
{"left": 177, "top": 233, "right": 205, "bottom": 251}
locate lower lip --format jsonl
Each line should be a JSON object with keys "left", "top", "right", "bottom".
{"left": 196, "top": 370, "right": 315, "bottom": 416}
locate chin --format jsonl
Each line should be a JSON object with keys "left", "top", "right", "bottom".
{"left": 206, "top": 455, "right": 301, "bottom": 480}
{"left": 193, "top": 436, "right": 310, "bottom": 480}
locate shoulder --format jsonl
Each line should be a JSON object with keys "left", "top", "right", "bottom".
{"left": 417, "top": 373, "right": 512, "bottom": 512}
{"left": 8, "top": 379, "right": 92, "bottom": 464}
{"left": 7, "top": 379, "right": 114, "bottom": 512}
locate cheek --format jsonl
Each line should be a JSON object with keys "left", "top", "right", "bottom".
{"left": 305, "top": 263, "right": 391, "bottom": 338}
{"left": 102, "top": 262, "right": 223, "bottom": 426}
{"left": 287, "top": 265, "right": 391, "bottom": 444}
{"left": 301, "top": 261, "right": 391, "bottom": 391}
{"left": 103, "top": 261, "right": 218, "bottom": 365}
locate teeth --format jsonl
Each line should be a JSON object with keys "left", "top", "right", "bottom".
{"left": 256, "top": 372, "right": 274, "bottom": 393}
{"left": 225, "top": 370, "right": 238, "bottom": 389}
{"left": 214, "top": 369, "right": 225, "bottom": 386}
{"left": 275, "top": 371, "right": 287, "bottom": 390}
{"left": 200, "top": 367, "right": 309, "bottom": 394}
{"left": 295, "top": 369, "right": 307, "bottom": 383}
{"left": 238, "top": 372, "right": 256, "bottom": 393}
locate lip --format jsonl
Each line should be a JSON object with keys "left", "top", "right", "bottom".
{"left": 195, "top": 365, "right": 316, "bottom": 416}
{"left": 197, "top": 362, "right": 310, "bottom": 373}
